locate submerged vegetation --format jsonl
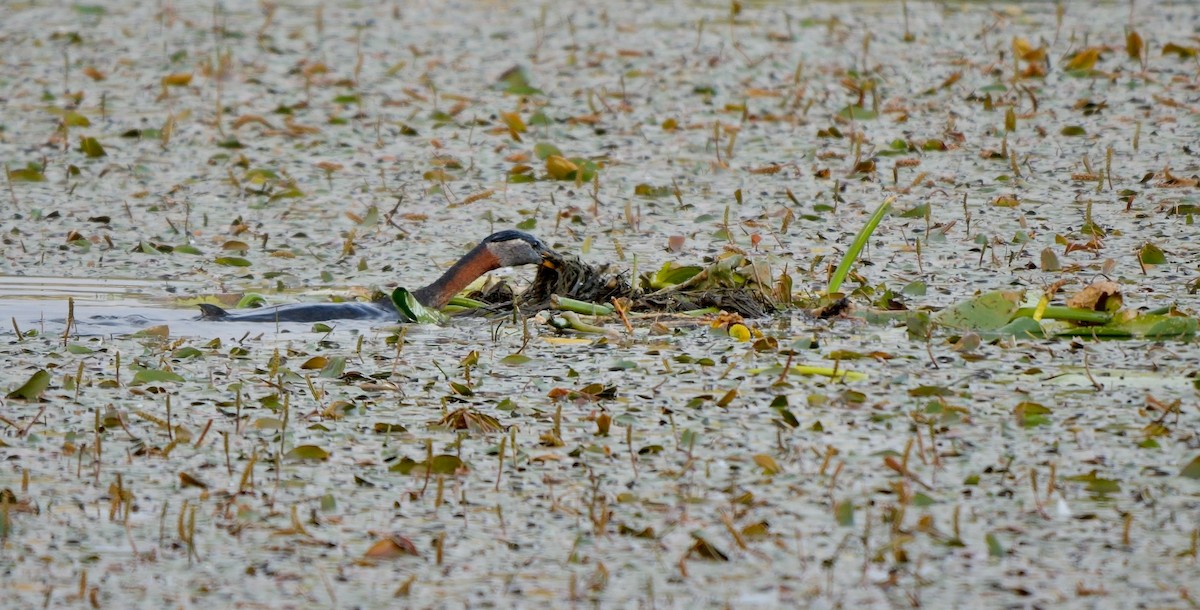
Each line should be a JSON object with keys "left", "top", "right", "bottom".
{"left": 1, "top": 0, "right": 1199, "bottom": 608}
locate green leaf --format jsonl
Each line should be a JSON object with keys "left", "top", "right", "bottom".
{"left": 933, "top": 290, "right": 1024, "bottom": 331}
{"left": 79, "top": 136, "right": 106, "bottom": 157}
{"left": 826, "top": 196, "right": 893, "bottom": 294}
{"left": 1054, "top": 313, "right": 1197, "bottom": 339}
{"left": 634, "top": 183, "right": 673, "bottom": 198}
{"left": 1013, "top": 401, "right": 1051, "bottom": 427}
{"left": 131, "top": 325, "right": 169, "bottom": 338}
{"left": 773, "top": 406, "right": 799, "bottom": 429}
{"left": 533, "top": 142, "right": 562, "bottom": 160}
{"left": 66, "top": 344, "right": 95, "bottom": 354}
{"left": 7, "top": 369, "right": 50, "bottom": 400}
{"left": 285, "top": 445, "right": 330, "bottom": 461}
{"left": 650, "top": 262, "right": 703, "bottom": 289}
{"left": 360, "top": 205, "right": 379, "bottom": 227}
{"left": 836, "top": 105, "right": 877, "bottom": 120}
{"left": 390, "top": 455, "right": 467, "bottom": 476}
{"left": 7, "top": 163, "right": 46, "bottom": 182}
{"left": 132, "top": 369, "right": 186, "bottom": 384}
{"left": 251, "top": 417, "right": 283, "bottom": 430}
{"left": 986, "top": 533, "right": 1004, "bottom": 557}
{"left": 912, "top": 493, "right": 937, "bottom": 507}
{"left": 905, "top": 310, "right": 932, "bottom": 340}
{"left": 834, "top": 499, "right": 854, "bottom": 526}
{"left": 908, "top": 385, "right": 953, "bottom": 397}
{"left": 215, "top": 257, "right": 252, "bottom": 267}
{"left": 389, "top": 457, "right": 419, "bottom": 474}
{"left": 1064, "top": 470, "right": 1121, "bottom": 496}
{"left": 1181, "top": 455, "right": 1200, "bottom": 479}
{"left": 244, "top": 168, "right": 279, "bottom": 183}
{"left": 319, "top": 356, "right": 346, "bottom": 378}
{"left": 986, "top": 316, "right": 1044, "bottom": 340}
{"left": 1139, "top": 243, "right": 1166, "bottom": 265}
{"left": 389, "top": 287, "right": 446, "bottom": 324}
{"left": 447, "top": 295, "right": 488, "bottom": 309}
{"left": 574, "top": 159, "right": 599, "bottom": 182}
{"left": 901, "top": 281, "right": 927, "bottom": 296}
{"left": 63, "top": 111, "right": 91, "bottom": 127}
{"left": 505, "top": 83, "right": 543, "bottom": 95}
{"left": 499, "top": 354, "right": 533, "bottom": 366}
{"left": 269, "top": 185, "right": 305, "bottom": 200}
{"left": 429, "top": 455, "right": 465, "bottom": 475}
{"left": 497, "top": 66, "right": 543, "bottom": 95}
{"left": 551, "top": 296, "right": 613, "bottom": 315}
{"left": 373, "top": 422, "right": 408, "bottom": 433}
{"left": 236, "top": 293, "right": 267, "bottom": 308}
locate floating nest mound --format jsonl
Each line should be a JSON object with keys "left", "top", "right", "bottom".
{"left": 523, "top": 254, "right": 632, "bottom": 308}
{"left": 636, "top": 286, "right": 773, "bottom": 319}
{"left": 468, "top": 252, "right": 776, "bottom": 319}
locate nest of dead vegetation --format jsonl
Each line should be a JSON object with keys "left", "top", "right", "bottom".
{"left": 467, "top": 252, "right": 776, "bottom": 319}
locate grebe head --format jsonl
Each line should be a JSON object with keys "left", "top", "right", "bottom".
{"left": 482, "top": 230, "right": 558, "bottom": 268}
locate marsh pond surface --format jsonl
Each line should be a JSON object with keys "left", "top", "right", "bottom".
{"left": 1, "top": 0, "right": 1199, "bottom": 608}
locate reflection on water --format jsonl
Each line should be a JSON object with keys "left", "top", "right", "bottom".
{"left": 0, "top": 276, "right": 396, "bottom": 338}
{"left": 0, "top": 298, "right": 405, "bottom": 337}
{"left": 0, "top": 274, "right": 191, "bottom": 335}
{"left": 0, "top": 274, "right": 194, "bottom": 301}
{"left": 0, "top": 298, "right": 399, "bottom": 338}
{"left": 1, "top": 298, "right": 204, "bottom": 337}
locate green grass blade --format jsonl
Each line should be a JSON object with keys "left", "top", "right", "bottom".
{"left": 826, "top": 196, "right": 894, "bottom": 295}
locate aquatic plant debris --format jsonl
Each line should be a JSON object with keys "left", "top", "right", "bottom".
{"left": 478, "top": 251, "right": 776, "bottom": 319}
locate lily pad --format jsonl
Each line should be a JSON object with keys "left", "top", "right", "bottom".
{"left": 284, "top": 445, "right": 330, "bottom": 461}
{"left": 132, "top": 368, "right": 186, "bottom": 384}
{"left": 649, "top": 262, "right": 704, "bottom": 289}
{"left": 933, "top": 290, "right": 1024, "bottom": 331}
{"left": 6, "top": 369, "right": 50, "bottom": 400}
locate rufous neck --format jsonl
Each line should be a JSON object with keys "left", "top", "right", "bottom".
{"left": 411, "top": 243, "right": 499, "bottom": 309}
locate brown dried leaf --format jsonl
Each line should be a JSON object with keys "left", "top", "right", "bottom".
{"left": 545, "top": 155, "right": 579, "bottom": 180}
{"left": 1064, "top": 48, "right": 1101, "bottom": 71}
{"left": 364, "top": 534, "right": 421, "bottom": 559}
{"left": 179, "top": 472, "right": 208, "bottom": 489}
{"left": 161, "top": 72, "right": 193, "bottom": 87}
{"left": 232, "top": 115, "right": 275, "bottom": 130}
